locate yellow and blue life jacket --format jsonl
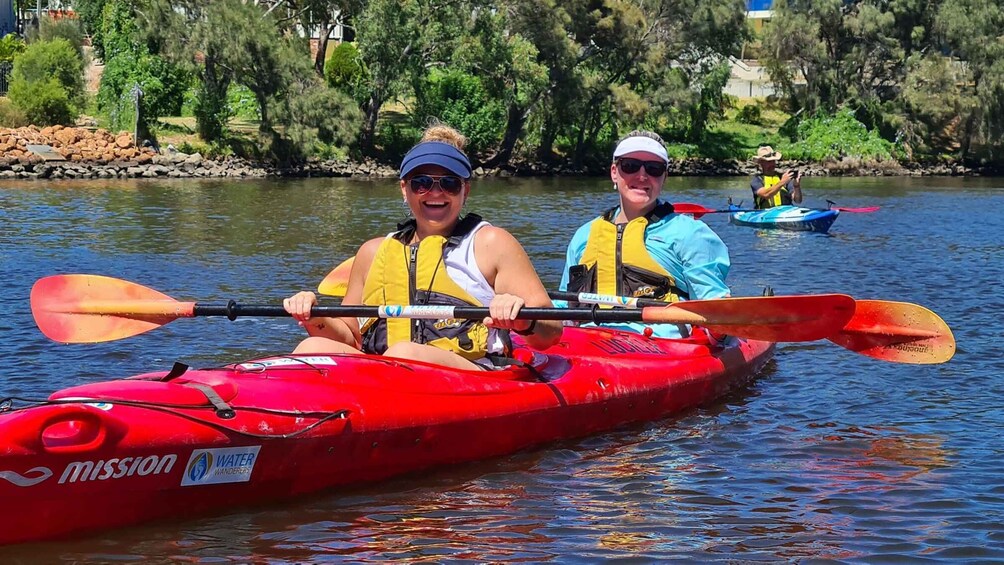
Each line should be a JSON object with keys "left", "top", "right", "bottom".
{"left": 360, "top": 214, "right": 505, "bottom": 360}
{"left": 566, "top": 203, "right": 689, "bottom": 303}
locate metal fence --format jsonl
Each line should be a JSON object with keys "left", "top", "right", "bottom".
{"left": 0, "top": 61, "right": 12, "bottom": 97}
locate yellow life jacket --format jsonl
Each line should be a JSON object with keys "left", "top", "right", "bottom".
{"left": 566, "top": 202, "right": 689, "bottom": 303}
{"left": 754, "top": 175, "right": 792, "bottom": 209}
{"left": 359, "top": 214, "right": 503, "bottom": 360}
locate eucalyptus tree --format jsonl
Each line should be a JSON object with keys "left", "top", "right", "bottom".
{"left": 933, "top": 0, "right": 1004, "bottom": 159}
{"left": 352, "top": 0, "right": 477, "bottom": 150}
{"left": 138, "top": 0, "right": 360, "bottom": 155}
{"left": 139, "top": 1, "right": 235, "bottom": 140}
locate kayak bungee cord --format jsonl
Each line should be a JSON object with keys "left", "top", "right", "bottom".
{"left": 0, "top": 395, "right": 351, "bottom": 440}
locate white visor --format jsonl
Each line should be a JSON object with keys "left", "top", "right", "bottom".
{"left": 613, "top": 136, "right": 669, "bottom": 163}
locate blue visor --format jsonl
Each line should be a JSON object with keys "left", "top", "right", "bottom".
{"left": 400, "top": 141, "right": 472, "bottom": 179}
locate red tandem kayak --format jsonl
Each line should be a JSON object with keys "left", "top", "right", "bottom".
{"left": 0, "top": 327, "right": 773, "bottom": 545}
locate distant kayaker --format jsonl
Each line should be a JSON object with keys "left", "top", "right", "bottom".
{"left": 751, "top": 145, "right": 802, "bottom": 209}
{"left": 557, "top": 130, "right": 731, "bottom": 338}
{"left": 283, "top": 124, "right": 562, "bottom": 370}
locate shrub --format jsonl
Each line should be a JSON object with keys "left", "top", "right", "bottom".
{"left": 7, "top": 38, "right": 84, "bottom": 125}
{"left": 38, "top": 16, "right": 86, "bottom": 60}
{"left": 228, "top": 85, "right": 260, "bottom": 121}
{"left": 0, "top": 98, "right": 28, "bottom": 127}
{"left": 9, "top": 38, "right": 84, "bottom": 102}
{"left": 277, "top": 82, "right": 362, "bottom": 160}
{"left": 780, "top": 108, "right": 896, "bottom": 161}
{"left": 412, "top": 69, "right": 505, "bottom": 155}
{"left": 324, "top": 42, "right": 364, "bottom": 94}
{"left": 0, "top": 34, "right": 26, "bottom": 62}
{"left": 736, "top": 104, "right": 763, "bottom": 125}
{"left": 8, "top": 78, "right": 75, "bottom": 125}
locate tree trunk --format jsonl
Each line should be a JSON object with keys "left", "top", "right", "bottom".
{"left": 314, "top": 19, "right": 334, "bottom": 78}
{"left": 196, "top": 54, "right": 231, "bottom": 142}
{"left": 256, "top": 91, "right": 271, "bottom": 133}
{"left": 482, "top": 103, "right": 526, "bottom": 168}
{"left": 360, "top": 93, "right": 383, "bottom": 150}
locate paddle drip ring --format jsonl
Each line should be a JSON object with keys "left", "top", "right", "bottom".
{"left": 225, "top": 299, "right": 239, "bottom": 321}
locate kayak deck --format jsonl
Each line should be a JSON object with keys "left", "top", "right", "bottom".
{"left": 0, "top": 327, "right": 773, "bottom": 545}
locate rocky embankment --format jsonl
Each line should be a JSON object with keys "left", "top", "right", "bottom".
{"left": 0, "top": 125, "right": 993, "bottom": 180}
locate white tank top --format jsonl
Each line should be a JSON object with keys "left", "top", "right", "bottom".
{"left": 444, "top": 221, "right": 507, "bottom": 355}
{"left": 368, "top": 221, "right": 507, "bottom": 356}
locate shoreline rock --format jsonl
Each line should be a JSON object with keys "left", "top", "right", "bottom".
{"left": 2, "top": 126, "right": 999, "bottom": 180}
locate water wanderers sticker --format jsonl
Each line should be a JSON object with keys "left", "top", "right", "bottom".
{"left": 181, "top": 446, "right": 261, "bottom": 486}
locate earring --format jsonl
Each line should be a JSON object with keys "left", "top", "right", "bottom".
{"left": 402, "top": 199, "right": 412, "bottom": 217}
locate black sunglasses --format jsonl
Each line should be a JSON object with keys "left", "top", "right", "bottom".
{"left": 409, "top": 174, "right": 464, "bottom": 195}
{"left": 616, "top": 158, "right": 667, "bottom": 177}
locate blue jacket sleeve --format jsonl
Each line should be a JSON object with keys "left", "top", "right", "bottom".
{"left": 555, "top": 222, "right": 591, "bottom": 308}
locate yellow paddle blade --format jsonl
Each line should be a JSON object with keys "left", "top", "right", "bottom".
{"left": 642, "top": 294, "right": 857, "bottom": 342}
{"left": 828, "top": 300, "right": 955, "bottom": 364}
{"left": 31, "top": 275, "right": 195, "bottom": 343}
{"left": 317, "top": 257, "right": 354, "bottom": 297}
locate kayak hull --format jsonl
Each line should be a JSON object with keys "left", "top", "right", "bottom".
{"left": 0, "top": 327, "right": 773, "bottom": 545}
{"left": 730, "top": 205, "right": 839, "bottom": 233}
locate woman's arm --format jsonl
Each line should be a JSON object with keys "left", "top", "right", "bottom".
{"left": 284, "top": 238, "right": 382, "bottom": 348}
{"left": 476, "top": 226, "right": 562, "bottom": 349}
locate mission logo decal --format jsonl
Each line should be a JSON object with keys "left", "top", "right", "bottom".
{"left": 181, "top": 446, "right": 261, "bottom": 486}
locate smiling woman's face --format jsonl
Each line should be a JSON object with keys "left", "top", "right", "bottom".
{"left": 610, "top": 151, "right": 665, "bottom": 212}
{"left": 400, "top": 164, "right": 470, "bottom": 233}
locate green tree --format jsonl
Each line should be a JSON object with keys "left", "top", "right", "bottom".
{"left": 934, "top": 0, "right": 1004, "bottom": 160}
{"left": 352, "top": 0, "right": 475, "bottom": 150}
{"left": 73, "top": 0, "right": 110, "bottom": 58}
{"left": 97, "top": 0, "right": 189, "bottom": 134}
{"left": 138, "top": 0, "right": 233, "bottom": 141}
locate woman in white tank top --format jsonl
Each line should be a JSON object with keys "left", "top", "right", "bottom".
{"left": 282, "top": 124, "right": 561, "bottom": 371}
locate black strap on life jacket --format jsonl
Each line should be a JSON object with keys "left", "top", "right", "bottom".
{"left": 392, "top": 213, "right": 485, "bottom": 246}
{"left": 600, "top": 201, "right": 675, "bottom": 224}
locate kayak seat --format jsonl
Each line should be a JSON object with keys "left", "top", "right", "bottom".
{"left": 49, "top": 372, "right": 239, "bottom": 408}
{"left": 507, "top": 349, "right": 572, "bottom": 382}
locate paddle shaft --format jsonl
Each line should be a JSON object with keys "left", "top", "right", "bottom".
{"left": 549, "top": 291, "right": 662, "bottom": 308}
{"left": 191, "top": 302, "right": 687, "bottom": 324}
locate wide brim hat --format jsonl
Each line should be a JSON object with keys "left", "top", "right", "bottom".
{"left": 755, "top": 146, "right": 781, "bottom": 161}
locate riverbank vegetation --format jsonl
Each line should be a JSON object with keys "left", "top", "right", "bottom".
{"left": 2, "top": 0, "right": 1003, "bottom": 173}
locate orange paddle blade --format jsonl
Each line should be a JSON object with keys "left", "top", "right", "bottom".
{"left": 317, "top": 257, "right": 354, "bottom": 297}
{"left": 828, "top": 300, "right": 955, "bottom": 364}
{"left": 641, "top": 294, "right": 856, "bottom": 342}
{"left": 31, "top": 275, "right": 195, "bottom": 343}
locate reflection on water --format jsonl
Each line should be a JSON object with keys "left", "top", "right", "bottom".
{"left": 1, "top": 176, "right": 1003, "bottom": 561}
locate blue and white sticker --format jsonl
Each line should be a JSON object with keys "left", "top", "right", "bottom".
{"left": 237, "top": 356, "right": 336, "bottom": 370}
{"left": 181, "top": 446, "right": 261, "bottom": 486}
{"left": 378, "top": 305, "right": 456, "bottom": 319}
{"left": 577, "top": 293, "right": 640, "bottom": 309}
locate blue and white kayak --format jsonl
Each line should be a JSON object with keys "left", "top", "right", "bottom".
{"left": 729, "top": 205, "right": 839, "bottom": 233}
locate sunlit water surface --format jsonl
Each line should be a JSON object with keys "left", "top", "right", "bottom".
{"left": 1, "top": 176, "right": 1002, "bottom": 562}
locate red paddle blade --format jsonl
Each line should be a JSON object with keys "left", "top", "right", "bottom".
{"left": 828, "top": 300, "right": 955, "bottom": 364}
{"left": 317, "top": 257, "right": 354, "bottom": 297}
{"left": 671, "top": 202, "right": 715, "bottom": 219}
{"left": 31, "top": 275, "right": 195, "bottom": 343}
{"left": 643, "top": 294, "right": 856, "bottom": 342}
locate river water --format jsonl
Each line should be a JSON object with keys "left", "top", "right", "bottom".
{"left": 1, "top": 175, "right": 1002, "bottom": 562}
